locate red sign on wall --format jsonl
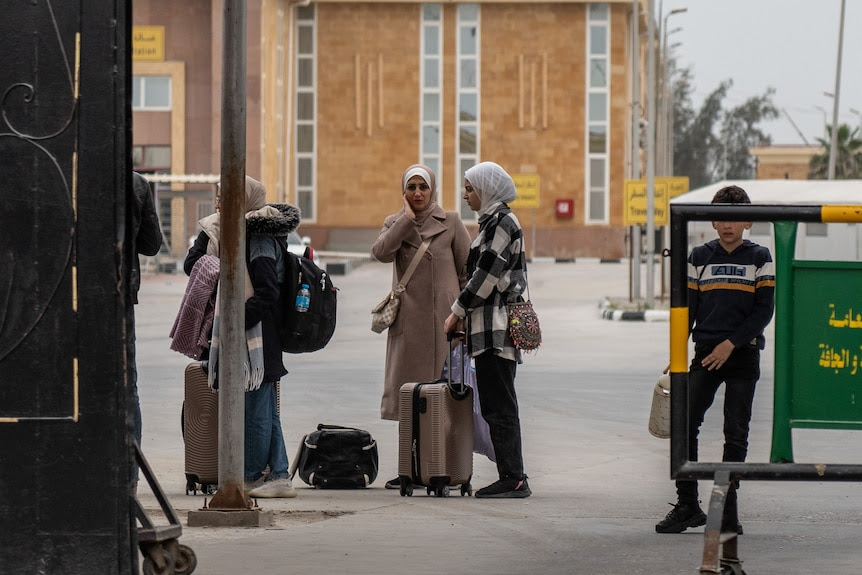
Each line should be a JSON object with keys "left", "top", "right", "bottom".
{"left": 555, "top": 198, "right": 574, "bottom": 219}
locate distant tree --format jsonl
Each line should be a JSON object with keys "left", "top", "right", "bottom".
{"left": 671, "top": 70, "right": 727, "bottom": 189}
{"left": 808, "top": 123, "right": 862, "bottom": 179}
{"left": 719, "top": 88, "right": 779, "bottom": 180}
{"left": 671, "top": 73, "right": 778, "bottom": 189}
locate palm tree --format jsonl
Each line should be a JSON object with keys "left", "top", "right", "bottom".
{"left": 809, "top": 123, "right": 862, "bottom": 179}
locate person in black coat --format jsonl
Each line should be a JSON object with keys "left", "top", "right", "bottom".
{"left": 128, "top": 171, "right": 163, "bottom": 490}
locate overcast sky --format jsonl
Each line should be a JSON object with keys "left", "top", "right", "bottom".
{"left": 657, "top": 0, "right": 861, "bottom": 146}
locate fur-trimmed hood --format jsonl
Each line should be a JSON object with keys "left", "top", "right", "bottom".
{"left": 245, "top": 203, "right": 301, "bottom": 237}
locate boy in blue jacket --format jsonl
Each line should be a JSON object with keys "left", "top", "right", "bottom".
{"left": 656, "top": 185, "right": 775, "bottom": 534}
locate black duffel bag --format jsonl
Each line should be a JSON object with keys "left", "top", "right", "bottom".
{"left": 289, "top": 424, "right": 379, "bottom": 488}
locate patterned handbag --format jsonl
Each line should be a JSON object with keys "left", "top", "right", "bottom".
{"left": 370, "top": 286, "right": 404, "bottom": 333}
{"left": 370, "top": 239, "right": 431, "bottom": 333}
{"left": 507, "top": 298, "right": 542, "bottom": 352}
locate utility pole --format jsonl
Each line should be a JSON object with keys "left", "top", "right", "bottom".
{"left": 209, "top": 0, "right": 250, "bottom": 511}
{"left": 827, "top": 0, "right": 846, "bottom": 180}
{"left": 646, "top": 0, "right": 655, "bottom": 306}
{"left": 630, "top": 0, "right": 641, "bottom": 301}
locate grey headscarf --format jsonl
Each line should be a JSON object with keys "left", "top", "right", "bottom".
{"left": 464, "top": 162, "right": 517, "bottom": 217}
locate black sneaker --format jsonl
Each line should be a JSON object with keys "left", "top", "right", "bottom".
{"left": 384, "top": 477, "right": 401, "bottom": 490}
{"left": 655, "top": 501, "right": 707, "bottom": 533}
{"left": 475, "top": 477, "right": 531, "bottom": 499}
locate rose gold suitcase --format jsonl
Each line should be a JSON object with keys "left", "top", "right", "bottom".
{"left": 182, "top": 361, "right": 218, "bottom": 495}
{"left": 397, "top": 341, "right": 474, "bottom": 497}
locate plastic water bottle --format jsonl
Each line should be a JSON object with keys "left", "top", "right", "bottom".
{"left": 295, "top": 283, "right": 310, "bottom": 312}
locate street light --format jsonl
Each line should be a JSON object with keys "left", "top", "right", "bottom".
{"left": 813, "top": 105, "right": 828, "bottom": 141}
{"left": 850, "top": 108, "right": 862, "bottom": 135}
{"left": 662, "top": 40, "right": 682, "bottom": 175}
{"left": 658, "top": 9, "right": 685, "bottom": 177}
{"left": 827, "top": 0, "right": 846, "bottom": 180}
{"left": 646, "top": 4, "right": 686, "bottom": 306}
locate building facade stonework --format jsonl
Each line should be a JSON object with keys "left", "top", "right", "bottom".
{"left": 133, "top": 0, "right": 646, "bottom": 259}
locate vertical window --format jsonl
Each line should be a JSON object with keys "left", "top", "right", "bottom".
{"left": 132, "top": 75, "right": 172, "bottom": 110}
{"left": 456, "top": 3, "right": 480, "bottom": 219}
{"left": 420, "top": 4, "right": 443, "bottom": 194}
{"left": 585, "top": 4, "right": 609, "bottom": 224}
{"left": 295, "top": 4, "right": 316, "bottom": 221}
{"left": 158, "top": 196, "right": 172, "bottom": 251}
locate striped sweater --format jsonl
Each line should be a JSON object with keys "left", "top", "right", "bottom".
{"left": 687, "top": 239, "right": 775, "bottom": 349}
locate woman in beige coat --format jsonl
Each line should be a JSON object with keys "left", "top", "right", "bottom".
{"left": 372, "top": 164, "right": 471, "bottom": 488}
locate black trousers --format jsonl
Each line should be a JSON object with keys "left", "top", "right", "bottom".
{"left": 474, "top": 350, "right": 525, "bottom": 481}
{"left": 677, "top": 343, "right": 760, "bottom": 505}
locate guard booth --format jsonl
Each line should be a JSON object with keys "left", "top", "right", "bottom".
{"left": 0, "top": 3, "right": 190, "bottom": 573}
{"left": 668, "top": 203, "right": 862, "bottom": 575}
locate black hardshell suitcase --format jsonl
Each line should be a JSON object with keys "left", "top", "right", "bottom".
{"left": 397, "top": 334, "right": 474, "bottom": 497}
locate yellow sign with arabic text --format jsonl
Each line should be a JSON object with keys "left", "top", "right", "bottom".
{"left": 509, "top": 174, "right": 540, "bottom": 208}
{"left": 623, "top": 177, "right": 689, "bottom": 226}
{"left": 133, "top": 26, "right": 165, "bottom": 62}
{"left": 664, "top": 176, "right": 690, "bottom": 199}
{"left": 623, "top": 179, "right": 668, "bottom": 226}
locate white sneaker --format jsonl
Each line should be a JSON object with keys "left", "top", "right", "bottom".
{"left": 244, "top": 476, "right": 266, "bottom": 493}
{"left": 248, "top": 478, "right": 297, "bottom": 498}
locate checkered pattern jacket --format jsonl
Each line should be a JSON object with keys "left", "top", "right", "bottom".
{"left": 452, "top": 206, "right": 527, "bottom": 362}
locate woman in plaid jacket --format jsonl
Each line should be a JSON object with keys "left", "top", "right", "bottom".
{"left": 444, "top": 161, "right": 531, "bottom": 499}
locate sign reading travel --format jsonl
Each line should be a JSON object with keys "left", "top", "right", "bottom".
{"left": 623, "top": 176, "right": 690, "bottom": 226}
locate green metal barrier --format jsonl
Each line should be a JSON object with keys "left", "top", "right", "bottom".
{"left": 670, "top": 203, "right": 862, "bottom": 574}
{"left": 771, "top": 220, "right": 862, "bottom": 463}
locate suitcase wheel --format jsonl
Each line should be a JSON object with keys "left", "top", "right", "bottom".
{"left": 431, "top": 485, "right": 450, "bottom": 497}
{"left": 460, "top": 483, "right": 472, "bottom": 497}
{"left": 399, "top": 477, "right": 413, "bottom": 497}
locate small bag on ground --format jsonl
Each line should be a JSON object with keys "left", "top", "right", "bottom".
{"left": 648, "top": 374, "right": 671, "bottom": 439}
{"left": 289, "top": 424, "right": 379, "bottom": 488}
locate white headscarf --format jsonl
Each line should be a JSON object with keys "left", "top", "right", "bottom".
{"left": 464, "top": 162, "right": 517, "bottom": 217}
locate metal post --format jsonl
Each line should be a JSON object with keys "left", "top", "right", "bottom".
{"left": 630, "top": 0, "right": 641, "bottom": 300}
{"left": 770, "top": 221, "right": 797, "bottom": 463}
{"left": 209, "top": 0, "right": 250, "bottom": 510}
{"left": 645, "top": 0, "right": 656, "bottom": 306}
{"left": 827, "top": 0, "right": 846, "bottom": 180}
{"left": 531, "top": 208, "right": 536, "bottom": 261}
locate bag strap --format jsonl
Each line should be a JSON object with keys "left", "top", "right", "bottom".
{"left": 397, "top": 238, "right": 431, "bottom": 288}
{"left": 288, "top": 432, "right": 308, "bottom": 480}
{"left": 317, "top": 423, "right": 360, "bottom": 431}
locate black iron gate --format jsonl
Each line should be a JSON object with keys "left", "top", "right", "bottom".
{"left": 0, "top": 1, "right": 136, "bottom": 572}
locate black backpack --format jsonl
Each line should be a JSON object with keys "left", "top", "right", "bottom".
{"left": 277, "top": 241, "right": 337, "bottom": 353}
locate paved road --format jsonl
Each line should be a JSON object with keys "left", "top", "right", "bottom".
{"left": 135, "top": 260, "right": 862, "bottom": 575}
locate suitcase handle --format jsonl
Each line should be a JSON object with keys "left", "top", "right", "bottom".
{"left": 446, "top": 331, "right": 471, "bottom": 400}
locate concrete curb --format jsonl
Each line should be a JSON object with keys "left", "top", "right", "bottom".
{"left": 598, "top": 308, "right": 669, "bottom": 322}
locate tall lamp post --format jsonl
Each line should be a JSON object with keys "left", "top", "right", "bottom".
{"left": 850, "top": 108, "right": 862, "bottom": 135}
{"left": 662, "top": 37, "right": 681, "bottom": 176}
{"left": 827, "top": 0, "right": 846, "bottom": 180}
{"left": 646, "top": 5, "right": 685, "bottom": 305}
{"left": 813, "top": 105, "right": 828, "bottom": 141}
{"left": 657, "top": 10, "right": 685, "bottom": 176}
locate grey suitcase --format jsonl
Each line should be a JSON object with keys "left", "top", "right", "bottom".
{"left": 397, "top": 336, "right": 474, "bottom": 497}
